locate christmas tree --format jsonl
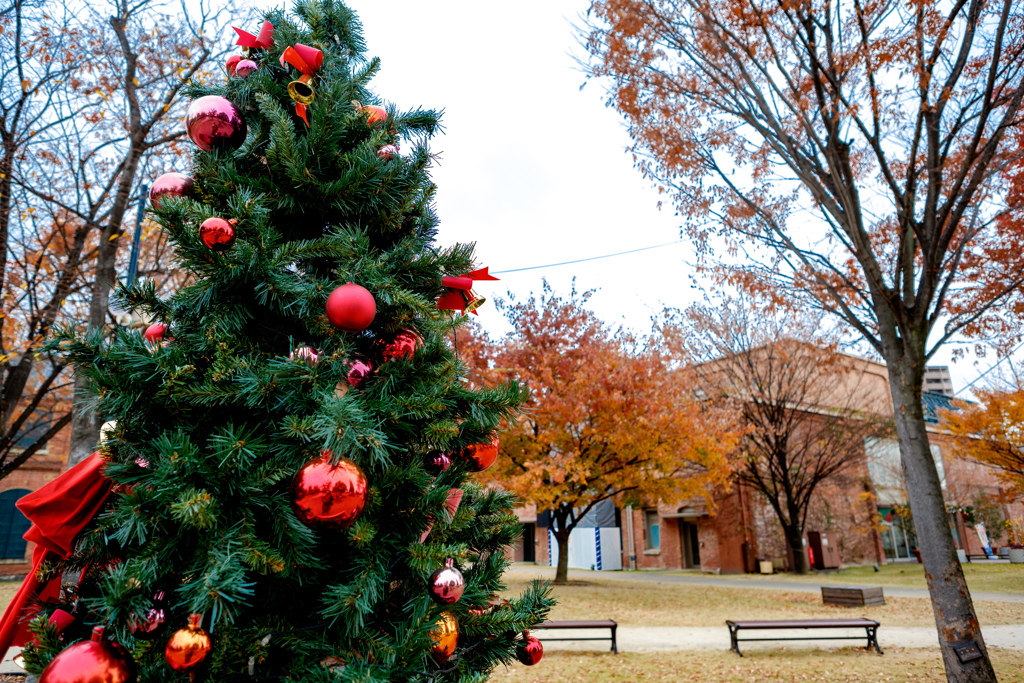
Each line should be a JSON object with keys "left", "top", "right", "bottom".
{"left": 20, "top": 1, "right": 552, "bottom": 679}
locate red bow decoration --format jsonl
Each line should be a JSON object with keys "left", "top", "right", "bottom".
{"left": 437, "top": 267, "right": 499, "bottom": 315}
{"left": 279, "top": 44, "right": 324, "bottom": 127}
{"left": 233, "top": 21, "right": 274, "bottom": 50}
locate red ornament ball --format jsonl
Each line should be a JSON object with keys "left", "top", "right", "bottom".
{"left": 149, "top": 172, "right": 194, "bottom": 209}
{"left": 428, "top": 558, "right": 465, "bottom": 605}
{"left": 463, "top": 434, "right": 499, "bottom": 472}
{"left": 517, "top": 633, "right": 544, "bottom": 666}
{"left": 346, "top": 356, "right": 374, "bottom": 388}
{"left": 199, "top": 217, "right": 236, "bottom": 251}
{"left": 143, "top": 323, "right": 166, "bottom": 343}
{"left": 40, "top": 626, "right": 137, "bottom": 683}
{"left": 185, "top": 95, "right": 247, "bottom": 151}
{"left": 234, "top": 59, "right": 258, "bottom": 77}
{"left": 164, "top": 613, "right": 211, "bottom": 673}
{"left": 425, "top": 451, "right": 451, "bottom": 475}
{"left": 326, "top": 282, "right": 376, "bottom": 332}
{"left": 225, "top": 55, "right": 242, "bottom": 75}
{"left": 377, "top": 329, "right": 422, "bottom": 362}
{"left": 364, "top": 105, "right": 387, "bottom": 125}
{"left": 292, "top": 451, "right": 368, "bottom": 530}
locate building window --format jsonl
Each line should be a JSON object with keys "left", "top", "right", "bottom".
{"left": 0, "top": 490, "right": 31, "bottom": 560}
{"left": 644, "top": 510, "right": 660, "bottom": 549}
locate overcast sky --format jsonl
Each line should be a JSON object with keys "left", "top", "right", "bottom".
{"left": 240, "top": 0, "right": 1008, "bottom": 397}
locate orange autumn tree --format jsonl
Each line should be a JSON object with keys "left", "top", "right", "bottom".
{"left": 585, "top": 1, "right": 1024, "bottom": 679}
{"left": 463, "top": 285, "right": 736, "bottom": 584}
{"left": 943, "top": 388, "right": 1024, "bottom": 499}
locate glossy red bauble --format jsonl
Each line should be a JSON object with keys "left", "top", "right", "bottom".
{"left": 292, "top": 451, "right": 368, "bottom": 530}
{"left": 425, "top": 451, "right": 451, "bottom": 475}
{"left": 463, "top": 434, "right": 499, "bottom": 472}
{"left": 326, "top": 282, "right": 376, "bottom": 332}
{"left": 164, "top": 613, "right": 211, "bottom": 673}
{"left": 143, "top": 323, "right": 167, "bottom": 343}
{"left": 428, "top": 558, "right": 464, "bottom": 605}
{"left": 148, "top": 172, "right": 194, "bottom": 209}
{"left": 225, "top": 55, "right": 242, "bottom": 75}
{"left": 185, "top": 95, "right": 247, "bottom": 151}
{"left": 40, "top": 626, "right": 137, "bottom": 683}
{"left": 234, "top": 59, "right": 258, "bottom": 77}
{"left": 199, "top": 217, "right": 236, "bottom": 251}
{"left": 345, "top": 356, "right": 374, "bottom": 388}
{"left": 517, "top": 633, "right": 544, "bottom": 666}
{"left": 377, "top": 329, "right": 422, "bottom": 362}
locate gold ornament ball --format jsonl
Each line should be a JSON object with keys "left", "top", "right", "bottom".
{"left": 429, "top": 612, "right": 459, "bottom": 662}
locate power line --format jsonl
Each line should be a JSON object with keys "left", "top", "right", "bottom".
{"left": 955, "top": 338, "right": 1024, "bottom": 396}
{"left": 491, "top": 240, "right": 685, "bottom": 274}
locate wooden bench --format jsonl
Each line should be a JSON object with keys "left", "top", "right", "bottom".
{"left": 821, "top": 585, "right": 885, "bottom": 607}
{"left": 533, "top": 619, "right": 618, "bottom": 654}
{"left": 726, "top": 618, "right": 882, "bottom": 656}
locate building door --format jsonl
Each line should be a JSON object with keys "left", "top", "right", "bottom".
{"left": 881, "top": 516, "right": 914, "bottom": 560}
{"left": 0, "top": 489, "right": 31, "bottom": 560}
{"left": 680, "top": 522, "right": 701, "bottom": 568}
{"left": 522, "top": 523, "right": 536, "bottom": 562}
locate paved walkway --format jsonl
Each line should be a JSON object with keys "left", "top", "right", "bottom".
{"left": 505, "top": 564, "right": 1024, "bottom": 603}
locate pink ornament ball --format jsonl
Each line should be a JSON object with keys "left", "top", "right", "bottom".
{"left": 326, "top": 282, "right": 376, "bottom": 332}
{"left": 149, "top": 172, "right": 194, "bottom": 209}
{"left": 199, "top": 217, "right": 236, "bottom": 251}
{"left": 234, "top": 59, "right": 258, "bottom": 77}
{"left": 289, "top": 346, "right": 320, "bottom": 364}
{"left": 377, "top": 144, "right": 400, "bottom": 160}
{"left": 185, "top": 95, "right": 247, "bottom": 151}
{"left": 345, "top": 356, "right": 374, "bottom": 388}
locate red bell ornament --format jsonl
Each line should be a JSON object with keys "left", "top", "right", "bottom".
{"left": 345, "top": 356, "right": 374, "bottom": 388}
{"left": 326, "top": 282, "right": 376, "bottom": 332}
{"left": 429, "top": 612, "right": 458, "bottom": 662}
{"left": 149, "top": 172, "right": 194, "bottom": 209}
{"left": 143, "top": 323, "right": 167, "bottom": 343}
{"left": 40, "top": 626, "right": 137, "bottom": 683}
{"left": 199, "top": 217, "right": 236, "bottom": 251}
{"left": 164, "top": 613, "right": 211, "bottom": 673}
{"left": 463, "top": 434, "right": 499, "bottom": 472}
{"left": 185, "top": 95, "right": 247, "bottom": 151}
{"left": 377, "top": 329, "right": 422, "bottom": 362}
{"left": 428, "top": 558, "right": 464, "bottom": 605}
{"left": 517, "top": 631, "right": 544, "bottom": 666}
{"left": 292, "top": 451, "right": 368, "bottom": 530}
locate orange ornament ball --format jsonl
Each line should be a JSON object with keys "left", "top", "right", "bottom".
{"left": 364, "top": 105, "right": 387, "bottom": 125}
{"left": 164, "top": 613, "right": 211, "bottom": 673}
{"left": 429, "top": 612, "right": 459, "bottom": 662}
{"left": 463, "top": 434, "right": 499, "bottom": 472}
{"left": 292, "top": 451, "right": 369, "bottom": 530}
{"left": 40, "top": 626, "right": 136, "bottom": 683}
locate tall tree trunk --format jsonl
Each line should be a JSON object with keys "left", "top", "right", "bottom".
{"left": 784, "top": 524, "right": 810, "bottom": 574}
{"left": 553, "top": 527, "right": 571, "bottom": 585}
{"left": 886, "top": 351, "right": 997, "bottom": 682}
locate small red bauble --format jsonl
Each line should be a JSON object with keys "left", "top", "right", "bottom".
{"left": 292, "top": 451, "right": 368, "bottom": 530}
{"left": 143, "top": 323, "right": 166, "bottom": 343}
{"left": 149, "top": 172, "right": 194, "bottom": 209}
{"left": 346, "top": 356, "right": 374, "bottom": 388}
{"left": 377, "top": 329, "right": 422, "bottom": 362}
{"left": 225, "top": 55, "right": 242, "bottom": 74}
{"left": 425, "top": 451, "right": 451, "bottom": 475}
{"left": 130, "top": 590, "right": 167, "bottom": 640}
{"left": 364, "top": 105, "right": 387, "bottom": 125}
{"left": 326, "top": 282, "right": 376, "bottom": 332}
{"left": 517, "top": 632, "right": 544, "bottom": 666}
{"left": 185, "top": 95, "right": 247, "bottom": 151}
{"left": 40, "top": 626, "right": 137, "bottom": 683}
{"left": 428, "top": 558, "right": 464, "bottom": 606}
{"left": 234, "top": 59, "right": 258, "bottom": 77}
{"left": 463, "top": 434, "right": 499, "bottom": 472}
{"left": 199, "top": 217, "right": 236, "bottom": 251}
{"left": 164, "top": 613, "right": 211, "bottom": 673}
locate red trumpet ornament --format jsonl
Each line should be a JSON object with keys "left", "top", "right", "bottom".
{"left": 40, "top": 626, "right": 137, "bottom": 683}
{"left": 232, "top": 20, "right": 274, "bottom": 50}
{"left": 292, "top": 451, "right": 368, "bottom": 530}
{"left": 517, "top": 631, "right": 544, "bottom": 666}
{"left": 281, "top": 43, "right": 323, "bottom": 127}
{"left": 437, "top": 267, "right": 499, "bottom": 314}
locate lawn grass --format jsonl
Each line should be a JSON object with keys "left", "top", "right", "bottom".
{"left": 501, "top": 575, "right": 1024, "bottom": 627}
{"left": 687, "top": 561, "right": 1024, "bottom": 593}
{"left": 489, "top": 647, "right": 1024, "bottom": 682}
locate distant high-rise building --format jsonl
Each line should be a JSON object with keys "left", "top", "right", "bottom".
{"left": 924, "top": 366, "right": 954, "bottom": 397}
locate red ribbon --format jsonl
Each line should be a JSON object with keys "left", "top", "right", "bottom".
{"left": 437, "top": 268, "right": 499, "bottom": 314}
{"left": 233, "top": 21, "right": 274, "bottom": 50}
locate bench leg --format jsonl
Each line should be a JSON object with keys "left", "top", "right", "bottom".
{"left": 728, "top": 623, "right": 742, "bottom": 656}
{"left": 865, "top": 625, "right": 883, "bottom": 655}
{"left": 611, "top": 624, "right": 618, "bottom": 654}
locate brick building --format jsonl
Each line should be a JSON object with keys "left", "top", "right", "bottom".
{"left": 524, "top": 352, "right": 1024, "bottom": 573}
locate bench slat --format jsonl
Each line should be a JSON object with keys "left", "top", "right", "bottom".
{"left": 727, "top": 618, "right": 879, "bottom": 629}
{"left": 536, "top": 620, "right": 617, "bottom": 629}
